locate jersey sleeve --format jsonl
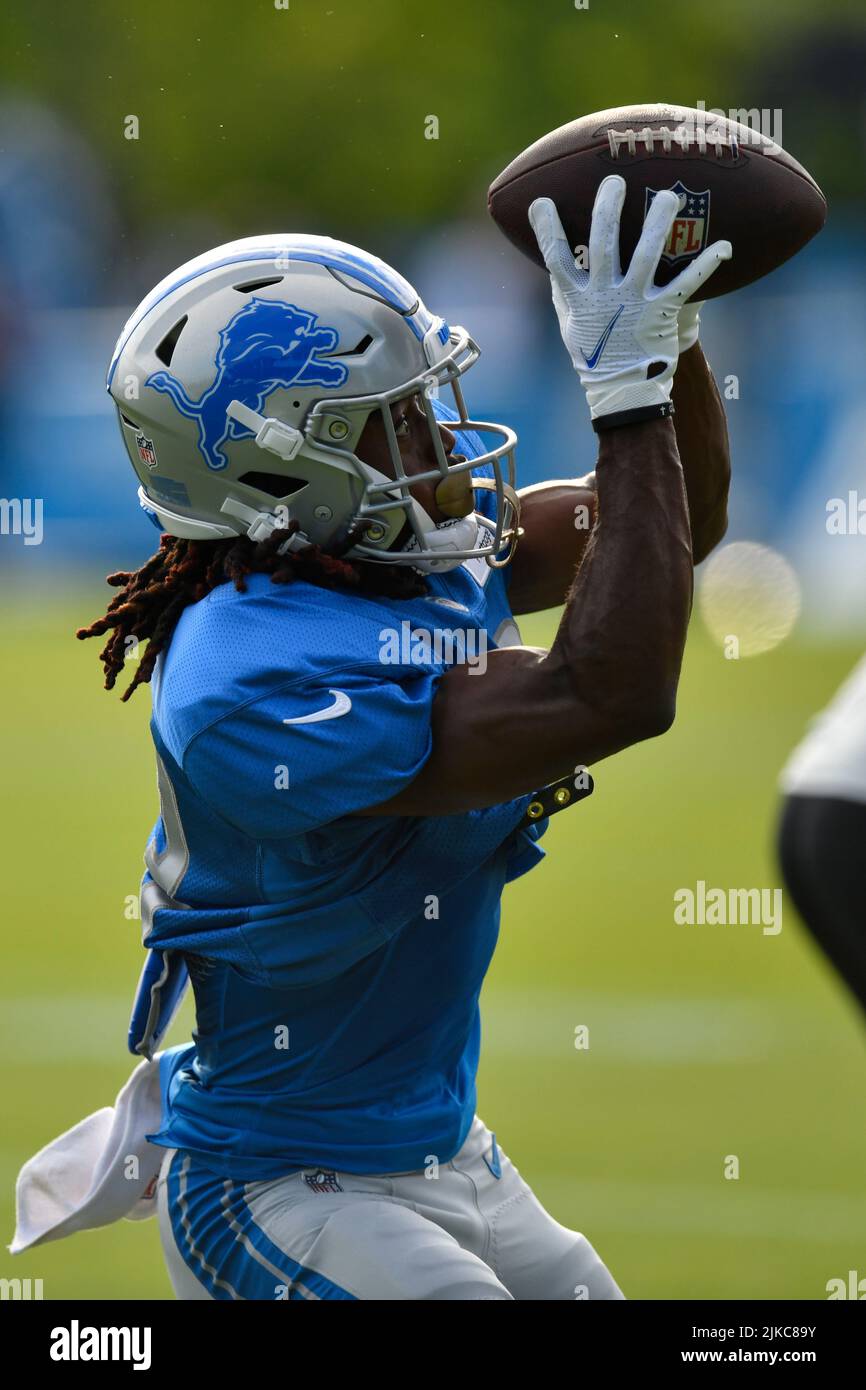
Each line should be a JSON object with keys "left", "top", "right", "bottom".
{"left": 182, "top": 663, "right": 439, "bottom": 841}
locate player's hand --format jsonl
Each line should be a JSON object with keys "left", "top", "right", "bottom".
{"left": 528, "top": 175, "right": 731, "bottom": 421}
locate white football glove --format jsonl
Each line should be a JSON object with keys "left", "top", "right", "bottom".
{"left": 677, "top": 299, "right": 703, "bottom": 354}
{"left": 528, "top": 176, "right": 731, "bottom": 426}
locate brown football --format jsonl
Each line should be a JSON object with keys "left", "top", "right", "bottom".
{"left": 487, "top": 104, "right": 827, "bottom": 299}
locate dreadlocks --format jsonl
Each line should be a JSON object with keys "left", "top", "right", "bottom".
{"left": 76, "top": 521, "right": 429, "bottom": 701}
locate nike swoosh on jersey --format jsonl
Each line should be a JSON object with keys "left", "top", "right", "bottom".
{"left": 429, "top": 597, "right": 471, "bottom": 613}
{"left": 282, "top": 690, "right": 353, "bottom": 725}
{"left": 581, "top": 304, "right": 626, "bottom": 370}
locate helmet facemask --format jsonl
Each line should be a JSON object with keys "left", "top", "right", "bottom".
{"left": 283, "top": 324, "right": 521, "bottom": 574}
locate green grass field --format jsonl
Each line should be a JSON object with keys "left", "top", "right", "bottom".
{"left": 2, "top": 593, "right": 864, "bottom": 1300}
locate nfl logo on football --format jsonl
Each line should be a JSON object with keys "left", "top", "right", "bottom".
{"left": 645, "top": 181, "right": 710, "bottom": 263}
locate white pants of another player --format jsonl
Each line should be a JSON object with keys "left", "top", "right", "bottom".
{"left": 157, "top": 1114, "right": 625, "bottom": 1301}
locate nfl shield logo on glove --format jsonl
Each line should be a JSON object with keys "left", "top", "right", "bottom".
{"left": 645, "top": 181, "right": 710, "bottom": 264}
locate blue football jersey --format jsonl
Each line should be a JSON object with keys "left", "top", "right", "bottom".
{"left": 142, "top": 406, "right": 550, "bottom": 1179}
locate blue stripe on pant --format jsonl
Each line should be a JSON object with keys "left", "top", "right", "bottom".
{"left": 166, "top": 1150, "right": 358, "bottom": 1301}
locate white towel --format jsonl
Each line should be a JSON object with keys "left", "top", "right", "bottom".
{"left": 10, "top": 1053, "right": 168, "bottom": 1253}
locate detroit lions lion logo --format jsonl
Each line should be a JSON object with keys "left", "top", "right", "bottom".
{"left": 146, "top": 298, "right": 349, "bottom": 471}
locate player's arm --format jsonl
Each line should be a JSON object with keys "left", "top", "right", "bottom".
{"left": 364, "top": 414, "right": 691, "bottom": 816}
{"left": 504, "top": 474, "right": 597, "bottom": 617}
{"left": 507, "top": 310, "right": 730, "bottom": 616}
{"left": 670, "top": 327, "right": 731, "bottom": 562}
{"left": 358, "top": 176, "right": 731, "bottom": 817}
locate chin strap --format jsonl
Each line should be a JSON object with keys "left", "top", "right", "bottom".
{"left": 218, "top": 496, "right": 311, "bottom": 549}
{"left": 216, "top": 399, "right": 307, "bottom": 543}
{"left": 138, "top": 486, "right": 312, "bottom": 549}
{"left": 226, "top": 399, "right": 305, "bottom": 461}
{"left": 399, "top": 515, "right": 488, "bottom": 573}
{"left": 221, "top": 399, "right": 312, "bottom": 548}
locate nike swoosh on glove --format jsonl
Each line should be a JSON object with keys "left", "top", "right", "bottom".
{"left": 528, "top": 175, "right": 731, "bottom": 422}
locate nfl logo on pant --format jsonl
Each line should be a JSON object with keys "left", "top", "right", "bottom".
{"left": 304, "top": 1171, "right": 343, "bottom": 1194}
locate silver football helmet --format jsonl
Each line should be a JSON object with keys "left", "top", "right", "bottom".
{"left": 107, "top": 234, "right": 520, "bottom": 573}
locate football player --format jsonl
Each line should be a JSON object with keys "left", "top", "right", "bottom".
{"left": 76, "top": 175, "right": 732, "bottom": 1299}
{"left": 778, "top": 653, "right": 866, "bottom": 1019}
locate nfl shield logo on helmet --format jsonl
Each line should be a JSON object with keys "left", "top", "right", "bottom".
{"left": 135, "top": 431, "right": 158, "bottom": 469}
{"left": 645, "top": 181, "right": 710, "bottom": 264}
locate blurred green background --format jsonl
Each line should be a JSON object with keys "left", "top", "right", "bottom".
{"left": 2, "top": 0, "right": 865, "bottom": 1300}
{"left": 2, "top": 0, "right": 864, "bottom": 230}
{"left": 3, "top": 604, "right": 865, "bottom": 1299}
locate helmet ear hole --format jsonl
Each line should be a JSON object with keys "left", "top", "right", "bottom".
{"left": 233, "top": 276, "right": 283, "bottom": 293}
{"left": 238, "top": 471, "right": 307, "bottom": 499}
{"left": 154, "top": 316, "right": 188, "bottom": 367}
